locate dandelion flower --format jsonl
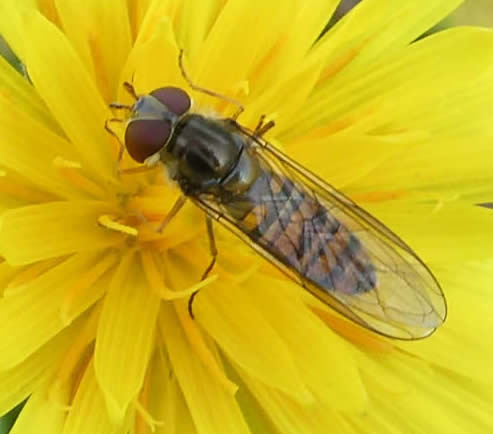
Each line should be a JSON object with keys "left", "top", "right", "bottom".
{"left": 0, "top": 1, "right": 493, "bottom": 433}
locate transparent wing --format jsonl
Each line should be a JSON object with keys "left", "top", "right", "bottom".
{"left": 191, "top": 124, "right": 447, "bottom": 340}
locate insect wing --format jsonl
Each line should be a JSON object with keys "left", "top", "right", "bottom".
{"left": 192, "top": 127, "right": 447, "bottom": 340}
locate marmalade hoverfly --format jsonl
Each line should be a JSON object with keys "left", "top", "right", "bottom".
{"left": 105, "top": 52, "right": 446, "bottom": 340}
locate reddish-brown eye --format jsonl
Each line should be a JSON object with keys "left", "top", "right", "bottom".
{"left": 125, "top": 119, "right": 171, "bottom": 163}
{"left": 150, "top": 87, "right": 191, "bottom": 116}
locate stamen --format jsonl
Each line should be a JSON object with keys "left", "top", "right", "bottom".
{"left": 140, "top": 250, "right": 217, "bottom": 300}
{"left": 135, "top": 400, "right": 164, "bottom": 432}
{"left": 175, "top": 303, "right": 238, "bottom": 395}
{"left": 98, "top": 214, "right": 138, "bottom": 237}
{"left": 53, "top": 156, "right": 107, "bottom": 198}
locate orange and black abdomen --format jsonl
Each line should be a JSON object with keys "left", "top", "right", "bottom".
{"left": 223, "top": 168, "right": 377, "bottom": 295}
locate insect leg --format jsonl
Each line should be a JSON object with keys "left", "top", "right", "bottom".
{"left": 109, "top": 102, "right": 133, "bottom": 111}
{"left": 253, "top": 115, "right": 276, "bottom": 138}
{"left": 178, "top": 49, "right": 245, "bottom": 120}
{"left": 188, "top": 216, "right": 218, "bottom": 318}
{"left": 201, "top": 216, "right": 218, "bottom": 280}
{"left": 123, "top": 81, "right": 139, "bottom": 100}
{"left": 155, "top": 195, "right": 187, "bottom": 233}
{"left": 104, "top": 118, "right": 126, "bottom": 174}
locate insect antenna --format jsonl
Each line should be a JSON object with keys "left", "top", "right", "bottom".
{"left": 178, "top": 49, "right": 245, "bottom": 120}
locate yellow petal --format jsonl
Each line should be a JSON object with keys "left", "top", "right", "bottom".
{"left": 147, "top": 352, "right": 199, "bottom": 434}
{"left": 127, "top": 0, "right": 153, "bottom": 38}
{"left": 175, "top": 0, "right": 223, "bottom": 60}
{"left": 196, "top": 281, "right": 313, "bottom": 404}
{"left": 23, "top": 11, "right": 115, "bottom": 179}
{"left": 353, "top": 134, "right": 493, "bottom": 199}
{"left": 254, "top": 0, "right": 339, "bottom": 91}
{"left": 94, "top": 252, "right": 160, "bottom": 422}
{"left": 243, "top": 51, "right": 324, "bottom": 132}
{"left": 316, "top": 0, "right": 463, "bottom": 81}
{"left": 237, "top": 366, "right": 346, "bottom": 434}
{"left": 0, "top": 314, "right": 77, "bottom": 414}
{"left": 160, "top": 303, "right": 252, "bottom": 434}
{"left": 55, "top": 0, "right": 132, "bottom": 101}
{"left": 192, "top": 0, "right": 289, "bottom": 112}
{"left": 396, "top": 261, "right": 493, "bottom": 386}
{"left": 244, "top": 276, "right": 367, "bottom": 412}
{"left": 0, "top": 1, "right": 38, "bottom": 61}
{"left": 9, "top": 383, "right": 67, "bottom": 434}
{"left": 0, "top": 104, "right": 87, "bottom": 200}
{"left": 63, "top": 360, "right": 124, "bottom": 434}
{"left": 121, "top": 17, "right": 185, "bottom": 97}
{"left": 290, "top": 27, "right": 493, "bottom": 140}
{"left": 355, "top": 355, "right": 493, "bottom": 433}
{"left": 0, "top": 253, "right": 99, "bottom": 369}
{"left": 284, "top": 134, "right": 400, "bottom": 189}
{"left": 363, "top": 199, "right": 493, "bottom": 264}
{"left": 133, "top": 0, "right": 182, "bottom": 47}
{"left": 0, "top": 52, "right": 61, "bottom": 134}
{"left": 0, "top": 201, "right": 124, "bottom": 265}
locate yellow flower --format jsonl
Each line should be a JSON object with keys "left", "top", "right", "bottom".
{"left": 0, "top": 0, "right": 493, "bottom": 433}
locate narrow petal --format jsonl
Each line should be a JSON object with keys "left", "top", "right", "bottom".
{"left": 0, "top": 201, "right": 124, "bottom": 265}
{"left": 282, "top": 134, "right": 400, "bottom": 189}
{"left": 175, "top": 0, "right": 223, "bottom": 60}
{"left": 0, "top": 316, "right": 77, "bottom": 414}
{"left": 363, "top": 200, "right": 493, "bottom": 264}
{"left": 254, "top": 0, "right": 339, "bottom": 90}
{"left": 0, "top": 94, "right": 88, "bottom": 200}
{"left": 316, "top": 0, "right": 463, "bottom": 80}
{"left": 396, "top": 261, "right": 493, "bottom": 386}
{"left": 63, "top": 360, "right": 125, "bottom": 434}
{"left": 196, "top": 281, "right": 313, "bottom": 403}
{"left": 147, "top": 352, "right": 199, "bottom": 434}
{"left": 353, "top": 134, "right": 493, "bottom": 200}
{"left": 0, "top": 53, "right": 61, "bottom": 134}
{"left": 9, "top": 384, "right": 67, "bottom": 434}
{"left": 192, "top": 0, "right": 289, "bottom": 111}
{"left": 94, "top": 252, "right": 160, "bottom": 422}
{"left": 357, "top": 357, "right": 493, "bottom": 433}
{"left": 244, "top": 275, "right": 367, "bottom": 412}
{"left": 127, "top": 0, "right": 153, "bottom": 39}
{"left": 0, "top": 1, "right": 38, "bottom": 61}
{"left": 55, "top": 0, "right": 132, "bottom": 101}
{"left": 243, "top": 51, "right": 324, "bottom": 131}
{"left": 160, "top": 303, "right": 252, "bottom": 434}
{"left": 23, "top": 11, "right": 115, "bottom": 178}
{"left": 238, "top": 367, "right": 348, "bottom": 434}
{"left": 121, "top": 18, "right": 185, "bottom": 97}
{"left": 289, "top": 27, "right": 493, "bottom": 140}
{"left": 0, "top": 253, "right": 99, "bottom": 369}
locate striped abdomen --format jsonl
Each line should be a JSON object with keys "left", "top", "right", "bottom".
{"left": 225, "top": 169, "right": 377, "bottom": 295}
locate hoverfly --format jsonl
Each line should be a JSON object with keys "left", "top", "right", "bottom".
{"left": 105, "top": 52, "right": 446, "bottom": 340}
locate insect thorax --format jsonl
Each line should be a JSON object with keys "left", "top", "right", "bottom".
{"left": 163, "top": 114, "right": 259, "bottom": 196}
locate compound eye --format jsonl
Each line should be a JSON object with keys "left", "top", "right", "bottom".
{"left": 150, "top": 87, "right": 191, "bottom": 116}
{"left": 125, "top": 119, "right": 171, "bottom": 163}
